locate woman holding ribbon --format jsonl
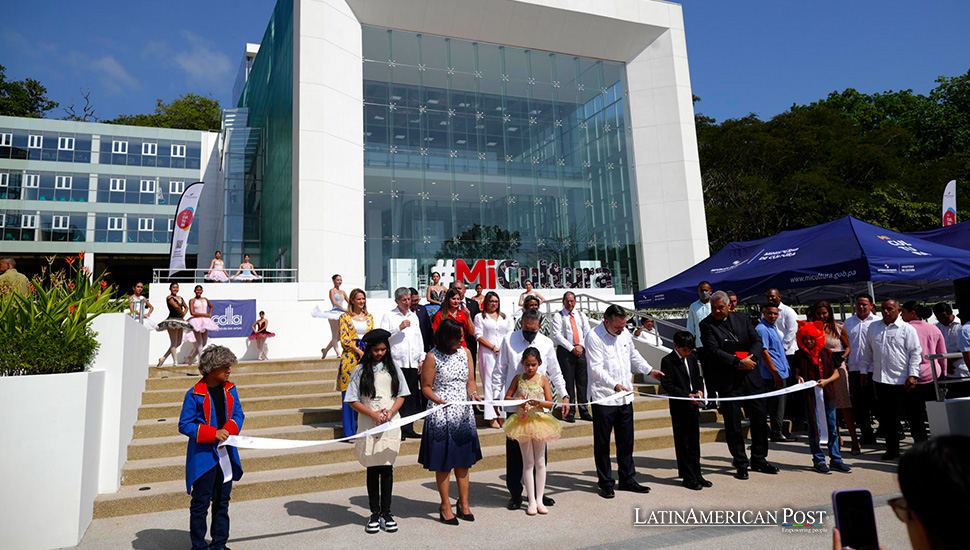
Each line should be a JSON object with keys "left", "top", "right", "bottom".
{"left": 337, "top": 288, "right": 374, "bottom": 438}
{"left": 418, "top": 319, "right": 483, "bottom": 524}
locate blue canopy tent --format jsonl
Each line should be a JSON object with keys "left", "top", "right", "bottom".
{"left": 635, "top": 216, "right": 970, "bottom": 308}
{"left": 908, "top": 220, "right": 970, "bottom": 251}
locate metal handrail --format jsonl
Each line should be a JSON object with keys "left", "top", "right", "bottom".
{"left": 563, "top": 293, "right": 686, "bottom": 347}
{"left": 923, "top": 352, "right": 970, "bottom": 401}
{"left": 152, "top": 268, "right": 298, "bottom": 283}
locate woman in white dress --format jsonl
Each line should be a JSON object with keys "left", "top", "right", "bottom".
{"left": 204, "top": 251, "right": 230, "bottom": 282}
{"left": 313, "top": 274, "right": 349, "bottom": 359}
{"left": 474, "top": 291, "right": 514, "bottom": 428}
{"left": 128, "top": 281, "right": 157, "bottom": 330}
{"left": 517, "top": 279, "right": 545, "bottom": 307}
{"left": 232, "top": 254, "right": 261, "bottom": 282}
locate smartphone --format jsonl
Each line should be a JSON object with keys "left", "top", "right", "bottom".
{"left": 832, "top": 489, "right": 880, "bottom": 550}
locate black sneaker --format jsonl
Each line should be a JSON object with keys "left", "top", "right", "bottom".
{"left": 381, "top": 513, "right": 398, "bottom": 532}
{"left": 365, "top": 513, "right": 380, "bottom": 534}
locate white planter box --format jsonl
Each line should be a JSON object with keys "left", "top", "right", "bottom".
{"left": 0, "top": 370, "right": 105, "bottom": 550}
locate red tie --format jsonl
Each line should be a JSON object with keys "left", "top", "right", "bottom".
{"left": 570, "top": 313, "right": 580, "bottom": 345}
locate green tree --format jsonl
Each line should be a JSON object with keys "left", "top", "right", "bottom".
{"left": 106, "top": 93, "right": 221, "bottom": 130}
{"left": 695, "top": 68, "right": 970, "bottom": 253}
{"left": 0, "top": 64, "right": 58, "bottom": 117}
{"left": 436, "top": 224, "right": 521, "bottom": 260}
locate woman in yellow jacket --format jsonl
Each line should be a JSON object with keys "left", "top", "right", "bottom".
{"left": 337, "top": 288, "right": 374, "bottom": 438}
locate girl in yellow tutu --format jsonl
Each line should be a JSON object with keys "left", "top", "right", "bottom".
{"left": 503, "top": 347, "right": 563, "bottom": 515}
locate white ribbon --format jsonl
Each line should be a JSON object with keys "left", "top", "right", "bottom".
{"left": 217, "top": 445, "right": 232, "bottom": 482}
{"left": 632, "top": 380, "right": 819, "bottom": 402}
{"left": 220, "top": 382, "right": 818, "bottom": 451}
{"left": 814, "top": 386, "right": 828, "bottom": 446}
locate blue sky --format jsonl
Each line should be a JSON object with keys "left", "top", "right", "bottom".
{"left": 2, "top": 0, "right": 968, "bottom": 123}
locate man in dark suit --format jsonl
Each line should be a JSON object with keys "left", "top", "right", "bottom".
{"left": 451, "top": 280, "right": 480, "bottom": 368}
{"left": 409, "top": 287, "right": 434, "bottom": 352}
{"left": 699, "top": 291, "right": 778, "bottom": 480}
{"left": 660, "top": 331, "right": 711, "bottom": 490}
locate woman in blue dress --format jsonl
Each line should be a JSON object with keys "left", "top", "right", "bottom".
{"left": 419, "top": 319, "right": 483, "bottom": 524}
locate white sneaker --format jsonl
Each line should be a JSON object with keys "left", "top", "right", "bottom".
{"left": 365, "top": 513, "right": 380, "bottom": 534}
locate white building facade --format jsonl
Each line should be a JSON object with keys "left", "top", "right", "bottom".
{"left": 224, "top": 0, "right": 708, "bottom": 299}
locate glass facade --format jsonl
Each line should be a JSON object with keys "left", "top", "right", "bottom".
{"left": 361, "top": 27, "right": 641, "bottom": 292}
{"left": 218, "top": 109, "right": 262, "bottom": 267}
{"left": 238, "top": 0, "right": 293, "bottom": 270}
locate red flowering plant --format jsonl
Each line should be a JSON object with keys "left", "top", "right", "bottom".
{"left": 0, "top": 254, "right": 127, "bottom": 376}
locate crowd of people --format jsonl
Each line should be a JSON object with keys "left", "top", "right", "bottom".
{"left": 170, "top": 271, "right": 970, "bottom": 548}
{"left": 684, "top": 281, "right": 969, "bottom": 471}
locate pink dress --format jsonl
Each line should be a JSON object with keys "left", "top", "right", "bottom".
{"left": 187, "top": 300, "right": 220, "bottom": 333}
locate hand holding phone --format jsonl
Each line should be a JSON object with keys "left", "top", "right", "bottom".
{"left": 832, "top": 489, "right": 880, "bottom": 550}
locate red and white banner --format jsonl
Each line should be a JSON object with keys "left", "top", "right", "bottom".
{"left": 943, "top": 179, "right": 957, "bottom": 227}
{"left": 168, "top": 181, "right": 204, "bottom": 274}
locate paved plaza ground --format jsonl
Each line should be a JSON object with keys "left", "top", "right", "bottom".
{"left": 71, "top": 439, "right": 909, "bottom": 550}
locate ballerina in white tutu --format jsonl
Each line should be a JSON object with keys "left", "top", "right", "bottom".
{"left": 128, "top": 281, "right": 157, "bottom": 330}
{"left": 204, "top": 250, "right": 230, "bottom": 282}
{"left": 232, "top": 254, "right": 261, "bottom": 282}
{"left": 311, "top": 274, "right": 349, "bottom": 359}
{"left": 184, "top": 285, "right": 220, "bottom": 364}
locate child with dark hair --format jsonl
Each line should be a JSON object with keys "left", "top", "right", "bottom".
{"left": 345, "top": 328, "right": 410, "bottom": 533}
{"left": 660, "top": 331, "right": 710, "bottom": 490}
{"left": 177, "top": 345, "right": 245, "bottom": 550}
{"left": 502, "top": 346, "right": 562, "bottom": 515}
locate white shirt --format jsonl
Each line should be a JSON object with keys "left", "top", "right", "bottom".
{"left": 474, "top": 312, "right": 514, "bottom": 350}
{"left": 859, "top": 318, "right": 923, "bottom": 384}
{"left": 635, "top": 326, "right": 662, "bottom": 347}
{"left": 492, "top": 331, "right": 568, "bottom": 413}
{"left": 844, "top": 312, "right": 881, "bottom": 372}
{"left": 550, "top": 307, "right": 591, "bottom": 350}
{"left": 954, "top": 324, "right": 970, "bottom": 378}
{"left": 686, "top": 299, "right": 711, "bottom": 346}
{"left": 776, "top": 302, "right": 799, "bottom": 355}
{"left": 585, "top": 323, "right": 654, "bottom": 406}
{"left": 936, "top": 320, "right": 968, "bottom": 377}
{"left": 380, "top": 307, "right": 425, "bottom": 369}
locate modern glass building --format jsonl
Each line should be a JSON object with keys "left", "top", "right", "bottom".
{"left": 221, "top": 0, "right": 708, "bottom": 298}
{"left": 0, "top": 116, "right": 218, "bottom": 283}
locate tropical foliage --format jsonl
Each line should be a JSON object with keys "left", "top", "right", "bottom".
{"left": 697, "top": 69, "right": 970, "bottom": 252}
{"left": 0, "top": 254, "right": 128, "bottom": 376}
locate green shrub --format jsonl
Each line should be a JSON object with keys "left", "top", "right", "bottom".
{"left": 0, "top": 253, "right": 127, "bottom": 376}
{"left": 0, "top": 326, "right": 100, "bottom": 375}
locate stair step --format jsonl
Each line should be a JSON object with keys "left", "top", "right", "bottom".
{"left": 149, "top": 358, "right": 340, "bottom": 378}
{"left": 138, "top": 393, "right": 342, "bottom": 420}
{"left": 145, "top": 369, "right": 334, "bottom": 391}
{"left": 95, "top": 424, "right": 728, "bottom": 518}
{"left": 140, "top": 381, "right": 339, "bottom": 405}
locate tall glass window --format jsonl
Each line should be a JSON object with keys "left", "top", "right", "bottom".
{"left": 362, "top": 27, "right": 641, "bottom": 292}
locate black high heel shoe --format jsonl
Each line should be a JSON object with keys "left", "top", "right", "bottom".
{"left": 439, "top": 508, "right": 459, "bottom": 525}
{"left": 455, "top": 501, "right": 475, "bottom": 522}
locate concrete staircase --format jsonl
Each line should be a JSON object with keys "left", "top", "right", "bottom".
{"left": 93, "top": 358, "right": 730, "bottom": 518}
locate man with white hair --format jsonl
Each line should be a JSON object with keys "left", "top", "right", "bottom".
{"left": 381, "top": 287, "right": 425, "bottom": 440}
{"left": 699, "top": 290, "right": 776, "bottom": 480}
